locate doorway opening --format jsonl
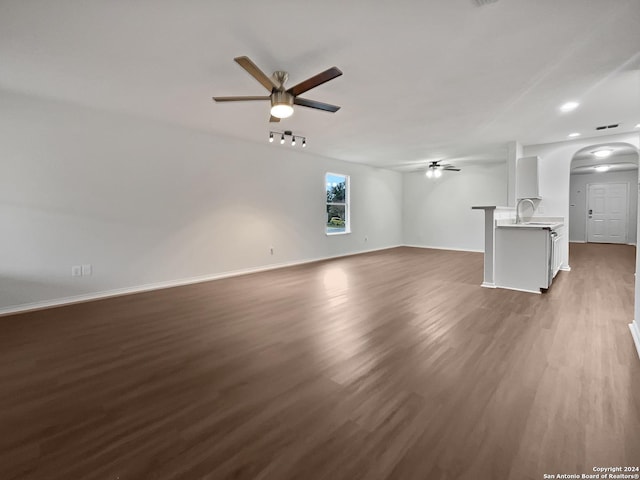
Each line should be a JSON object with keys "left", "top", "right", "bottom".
{"left": 569, "top": 142, "right": 639, "bottom": 247}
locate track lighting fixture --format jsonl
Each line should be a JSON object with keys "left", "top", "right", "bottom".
{"left": 269, "top": 130, "right": 307, "bottom": 148}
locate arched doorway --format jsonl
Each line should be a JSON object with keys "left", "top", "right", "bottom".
{"left": 568, "top": 142, "right": 639, "bottom": 250}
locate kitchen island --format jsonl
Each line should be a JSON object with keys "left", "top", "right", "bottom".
{"left": 495, "top": 220, "right": 565, "bottom": 293}
{"left": 472, "top": 205, "right": 565, "bottom": 293}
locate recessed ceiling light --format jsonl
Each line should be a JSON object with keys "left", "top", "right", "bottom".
{"left": 635, "top": 123, "right": 640, "bottom": 129}
{"left": 593, "top": 149, "right": 613, "bottom": 158}
{"left": 568, "top": 132, "right": 581, "bottom": 138}
{"left": 594, "top": 165, "right": 610, "bottom": 172}
{"left": 559, "top": 101, "right": 580, "bottom": 113}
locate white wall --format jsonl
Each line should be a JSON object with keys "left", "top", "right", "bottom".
{"left": 0, "top": 89, "right": 403, "bottom": 311}
{"left": 569, "top": 168, "right": 638, "bottom": 244}
{"left": 402, "top": 162, "right": 508, "bottom": 251}
{"left": 636, "top": 187, "right": 640, "bottom": 345}
{"left": 523, "top": 132, "right": 640, "bottom": 268}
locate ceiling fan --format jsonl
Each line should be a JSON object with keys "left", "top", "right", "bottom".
{"left": 426, "top": 161, "right": 461, "bottom": 178}
{"left": 213, "top": 56, "right": 343, "bottom": 122}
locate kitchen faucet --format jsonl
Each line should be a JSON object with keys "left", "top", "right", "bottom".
{"left": 515, "top": 198, "right": 535, "bottom": 224}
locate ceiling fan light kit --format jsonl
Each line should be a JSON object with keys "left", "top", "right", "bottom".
{"left": 270, "top": 91, "right": 294, "bottom": 119}
{"left": 213, "top": 56, "right": 342, "bottom": 123}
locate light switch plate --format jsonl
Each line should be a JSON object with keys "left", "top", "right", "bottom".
{"left": 71, "top": 265, "right": 82, "bottom": 277}
{"left": 81, "top": 264, "right": 92, "bottom": 276}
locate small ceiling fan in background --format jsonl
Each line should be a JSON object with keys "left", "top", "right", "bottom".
{"left": 213, "top": 56, "right": 343, "bottom": 122}
{"left": 426, "top": 161, "right": 461, "bottom": 178}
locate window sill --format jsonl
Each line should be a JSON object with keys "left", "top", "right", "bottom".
{"left": 326, "top": 231, "right": 351, "bottom": 236}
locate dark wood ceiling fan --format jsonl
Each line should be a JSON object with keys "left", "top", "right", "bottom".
{"left": 212, "top": 56, "right": 343, "bottom": 122}
{"left": 426, "top": 161, "right": 461, "bottom": 178}
{"left": 429, "top": 161, "right": 461, "bottom": 172}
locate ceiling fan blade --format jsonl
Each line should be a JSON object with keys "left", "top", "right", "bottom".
{"left": 443, "top": 167, "right": 461, "bottom": 171}
{"left": 287, "top": 67, "right": 343, "bottom": 96}
{"left": 269, "top": 115, "right": 280, "bottom": 123}
{"left": 234, "top": 56, "right": 278, "bottom": 92}
{"left": 212, "top": 96, "right": 271, "bottom": 102}
{"left": 294, "top": 97, "right": 340, "bottom": 112}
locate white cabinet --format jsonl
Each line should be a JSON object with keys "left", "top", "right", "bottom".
{"left": 516, "top": 156, "right": 541, "bottom": 199}
{"left": 552, "top": 233, "right": 561, "bottom": 277}
{"left": 495, "top": 227, "right": 550, "bottom": 292}
{"left": 551, "top": 225, "right": 564, "bottom": 278}
{"left": 495, "top": 224, "right": 564, "bottom": 293}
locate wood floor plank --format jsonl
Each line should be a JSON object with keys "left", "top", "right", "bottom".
{"left": 1, "top": 243, "right": 639, "bottom": 479}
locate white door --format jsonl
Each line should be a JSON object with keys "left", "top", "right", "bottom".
{"left": 587, "top": 183, "right": 628, "bottom": 243}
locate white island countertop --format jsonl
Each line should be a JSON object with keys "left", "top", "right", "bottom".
{"left": 496, "top": 217, "right": 564, "bottom": 230}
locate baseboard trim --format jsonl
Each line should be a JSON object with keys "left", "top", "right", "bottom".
{"left": 481, "top": 282, "right": 496, "bottom": 288}
{"left": 0, "top": 245, "right": 402, "bottom": 317}
{"left": 630, "top": 322, "right": 640, "bottom": 361}
{"left": 570, "top": 241, "right": 636, "bottom": 246}
{"left": 403, "top": 244, "right": 483, "bottom": 253}
{"left": 494, "top": 285, "right": 541, "bottom": 295}
{"left": 560, "top": 265, "right": 571, "bottom": 272}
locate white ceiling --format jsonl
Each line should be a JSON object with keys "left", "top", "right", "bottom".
{"left": 1, "top": 0, "right": 639, "bottom": 170}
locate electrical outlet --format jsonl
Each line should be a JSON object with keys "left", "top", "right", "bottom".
{"left": 364, "top": 236, "right": 368, "bottom": 243}
{"left": 71, "top": 265, "right": 82, "bottom": 277}
{"left": 81, "top": 264, "right": 92, "bottom": 276}
{"left": 270, "top": 247, "right": 274, "bottom": 255}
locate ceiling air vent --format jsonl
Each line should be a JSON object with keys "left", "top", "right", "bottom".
{"left": 596, "top": 124, "right": 619, "bottom": 130}
{"left": 473, "top": 0, "right": 499, "bottom": 6}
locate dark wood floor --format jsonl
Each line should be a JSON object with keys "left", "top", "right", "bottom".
{"left": 1, "top": 243, "right": 639, "bottom": 480}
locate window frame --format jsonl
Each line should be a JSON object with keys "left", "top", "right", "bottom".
{"left": 325, "top": 172, "right": 351, "bottom": 236}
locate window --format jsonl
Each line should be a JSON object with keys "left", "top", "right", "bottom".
{"left": 326, "top": 173, "right": 350, "bottom": 235}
